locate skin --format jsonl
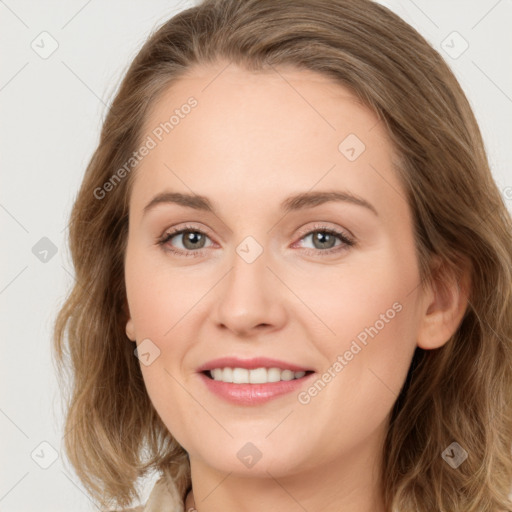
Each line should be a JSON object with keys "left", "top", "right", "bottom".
{"left": 124, "top": 61, "right": 468, "bottom": 512}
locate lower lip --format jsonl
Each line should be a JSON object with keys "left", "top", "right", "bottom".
{"left": 198, "top": 372, "right": 315, "bottom": 405}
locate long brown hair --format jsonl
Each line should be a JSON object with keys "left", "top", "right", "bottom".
{"left": 53, "top": 0, "right": 512, "bottom": 510}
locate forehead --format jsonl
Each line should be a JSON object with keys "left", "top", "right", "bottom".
{"left": 131, "top": 62, "right": 406, "bottom": 221}
{"left": 142, "top": 62, "right": 380, "bottom": 143}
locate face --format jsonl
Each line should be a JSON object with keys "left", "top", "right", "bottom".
{"left": 124, "top": 61, "right": 426, "bottom": 479}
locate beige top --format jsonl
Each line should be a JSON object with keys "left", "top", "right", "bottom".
{"left": 120, "top": 474, "right": 187, "bottom": 512}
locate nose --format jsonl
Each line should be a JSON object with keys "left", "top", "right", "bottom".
{"left": 213, "top": 248, "right": 288, "bottom": 337}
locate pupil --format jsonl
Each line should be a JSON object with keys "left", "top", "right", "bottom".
{"left": 314, "top": 231, "right": 335, "bottom": 249}
{"left": 181, "top": 231, "right": 336, "bottom": 250}
{"left": 184, "top": 231, "right": 204, "bottom": 249}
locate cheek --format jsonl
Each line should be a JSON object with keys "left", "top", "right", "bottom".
{"left": 124, "top": 250, "right": 194, "bottom": 437}
{"left": 296, "top": 246, "right": 420, "bottom": 403}
{"left": 296, "top": 254, "right": 414, "bottom": 347}
{"left": 125, "top": 244, "right": 198, "bottom": 338}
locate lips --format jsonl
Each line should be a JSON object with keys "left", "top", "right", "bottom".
{"left": 196, "top": 356, "right": 316, "bottom": 405}
{"left": 198, "top": 370, "right": 316, "bottom": 405}
{"left": 196, "top": 356, "right": 314, "bottom": 373}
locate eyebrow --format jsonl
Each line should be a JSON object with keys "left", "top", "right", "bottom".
{"left": 143, "top": 190, "right": 378, "bottom": 216}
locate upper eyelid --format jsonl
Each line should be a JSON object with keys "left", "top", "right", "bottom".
{"left": 295, "top": 222, "right": 354, "bottom": 240}
{"left": 162, "top": 223, "right": 354, "bottom": 246}
{"left": 160, "top": 224, "right": 214, "bottom": 246}
{"left": 163, "top": 222, "right": 348, "bottom": 236}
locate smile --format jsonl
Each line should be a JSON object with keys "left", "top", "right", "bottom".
{"left": 207, "top": 367, "right": 311, "bottom": 383}
{"left": 199, "top": 369, "right": 315, "bottom": 405}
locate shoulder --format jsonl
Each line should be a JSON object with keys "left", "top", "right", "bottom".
{"left": 105, "top": 507, "right": 144, "bottom": 512}
{"left": 142, "top": 475, "right": 185, "bottom": 511}
{"left": 105, "top": 473, "right": 185, "bottom": 512}
{"left": 102, "top": 507, "right": 144, "bottom": 512}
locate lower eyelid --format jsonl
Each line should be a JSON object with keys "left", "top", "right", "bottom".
{"left": 160, "top": 227, "right": 354, "bottom": 255}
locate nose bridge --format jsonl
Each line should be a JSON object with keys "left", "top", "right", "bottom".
{"left": 213, "top": 239, "right": 286, "bottom": 334}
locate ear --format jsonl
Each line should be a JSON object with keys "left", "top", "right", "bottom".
{"left": 417, "top": 255, "right": 471, "bottom": 350}
{"left": 126, "top": 318, "right": 136, "bottom": 342}
{"left": 123, "top": 297, "right": 136, "bottom": 342}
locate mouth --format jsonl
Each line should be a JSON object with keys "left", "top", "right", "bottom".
{"left": 202, "top": 367, "right": 315, "bottom": 384}
{"left": 197, "top": 366, "right": 316, "bottom": 405}
{"left": 196, "top": 357, "right": 316, "bottom": 404}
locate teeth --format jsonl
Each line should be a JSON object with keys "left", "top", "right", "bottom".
{"left": 209, "top": 367, "right": 308, "bottom": 383}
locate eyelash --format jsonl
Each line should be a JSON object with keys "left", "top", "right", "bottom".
{"left": 157, "top": 223, "right": 356, "bottom": 258}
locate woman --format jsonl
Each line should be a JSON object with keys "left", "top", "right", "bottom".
{"left": 53, "top": 0, "right": 512, "bottom": 511}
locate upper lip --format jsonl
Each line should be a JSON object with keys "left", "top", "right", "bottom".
{"left": 197, "top": 357, "right": 314, "bottom": 373}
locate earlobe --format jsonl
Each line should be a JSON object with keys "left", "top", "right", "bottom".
{"left": 417, "top": 256, "right": 471, "bottom": 350}
{"left": 123, "top": 296, "right": 136, "bottom": 342}
{"left": 126, "top": 317, "right": 136, "bottom": 342}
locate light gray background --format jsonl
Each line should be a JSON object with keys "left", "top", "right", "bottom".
{"left": 1, "top": 1, "right": 511, "bottom": 511}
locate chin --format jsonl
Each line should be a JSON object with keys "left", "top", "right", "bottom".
{"left": 187, "top": 434, "right": 312, "bottom": 477}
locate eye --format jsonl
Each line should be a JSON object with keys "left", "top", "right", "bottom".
{"left": 294, "top": 224, "right": 355, "bottom": 256}
{"left": 157, "top": 224, "right": 213, "bottom": 257}
{"left": 157, "top": 223, "right": 355, "bottom": 258}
